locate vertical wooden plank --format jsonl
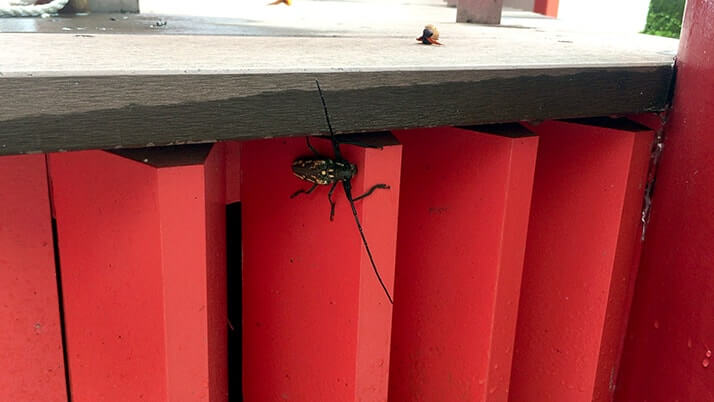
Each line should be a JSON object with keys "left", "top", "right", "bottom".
{"left": 158, "top": 164, "right": 210, "bottom": 401}
{"left": 354, "top": 138, "right": 402, "bottom": 402}
{"left": 592, "top": 122, "right": 653, "bottom": 402}
{"left": 156, "top": 145, "right": 227, "bottom": 402}
{"left": 533, "top": 0, "right": 558, "bottom": 16}
{"left": 203, "top": 145, "right": 229, "bottom": 402}
{"left": 50, "top": 145, "right": 227, "bottom": 401}
{"left": 486, "top": 129, "right": 540, "bottom": 402}
{"left": 508, "top": 118, "right": 653, "bottom": 402}
{"left": 457, "top": 0, "right": 504, "bottom": 24}
{"left": 388, "top": 125, "right": 538, "bottom": 402}
{"left": 241, "top": 134, "right": 401, "bottom": 401}
{"left": 50, "top": 150, "right": 167, "bottom": 402}
{"left": 0, "top": 154, "right": 67, "bottom": 402}
{"left": 616, "top": 1, "right": 714, "bottom": 400}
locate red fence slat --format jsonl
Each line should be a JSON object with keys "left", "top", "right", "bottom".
{"left": 389, "top": 125, "right": 538, "bottom": 402}
{"left": 509, "top": 119, "right": 653, "bottom": 402}
{"left": 49, "top": 145, "right": 227, "bottom": 401}
{"left": 241, "top": 135, "right": 401, "bottom": 401}
{"left": 0, "top": 154, "right": 67, "bottom": 402}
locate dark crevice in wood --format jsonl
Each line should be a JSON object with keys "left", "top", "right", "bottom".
{"left": 110, "top": 143, "right": 213, "bottom": 167}
{"left": 561, "top": 117, "right": 652, "bottom": 132}
{"left": 45, "top": 155, "right": 72, "bottom": 401}
{"left": 50, "top": 217, "right": 72, "bottom": 402}
{"left": 458, "top": 122, "right": 535, "bottom": 137}
{"left": 226, "top": 202, "right": 243, "bottom": 402}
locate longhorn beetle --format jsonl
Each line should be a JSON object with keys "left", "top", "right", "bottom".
{"left": 290, "top": 80, "right": 394, "bottom": 304}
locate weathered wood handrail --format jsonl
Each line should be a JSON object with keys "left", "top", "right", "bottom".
{"left": 0, "top": 5, "right": 676, "bottom": 155}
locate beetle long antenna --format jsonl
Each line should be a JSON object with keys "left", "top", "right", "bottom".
{"left": 344, "top": 181, "right": 394, "bottom": 305}
{"left": 315, "top": 79, "right": 393, "bottom": 305}
{"left": 315, "top": 80, "right": 343, "bottom": 159}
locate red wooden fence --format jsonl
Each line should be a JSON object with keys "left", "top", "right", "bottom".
{"left": 0, "top": 119, "right": 655, "bottom": 401}
{"left": 1, "top": 2, "right": 712, "bottom": 398}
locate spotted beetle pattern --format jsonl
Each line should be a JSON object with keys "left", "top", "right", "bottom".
{"left": 291, "top": 158, "right": 357, "bottom": 185}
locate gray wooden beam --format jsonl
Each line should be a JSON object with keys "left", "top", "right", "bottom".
{"left": 0, "top": 67, "right": 673, "bottom": 155}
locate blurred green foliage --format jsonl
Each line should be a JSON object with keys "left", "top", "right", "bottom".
{"left": 643, "top": 0, "right": 686, "bottom": 38}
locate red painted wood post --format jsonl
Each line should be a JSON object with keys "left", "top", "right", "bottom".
{"left": 0, "top": 154, "right": 68, "bottom": 402}
{"left": 241, "top": 134, "right": 401, "bottom": 401}
{"left": 388, "top": 125, "right": 538, "bottom": 402}
{"left": 49, "top": 144, "right": 227, "bottom": 402}
{"left": 533, "top": 0, "right": 558, "bottom": 17}
{"left": 508, "top": 119, "right": 653, "bottom": 402}
{"left": 457, "top": 0, "right": 505, "bottom": 24}
{"left": 615, "top": 1, "right": 714, "bottom": 400}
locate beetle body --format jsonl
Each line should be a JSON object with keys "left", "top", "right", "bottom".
{"left": 292, "top": 158, "right": 356, "bottom": 185}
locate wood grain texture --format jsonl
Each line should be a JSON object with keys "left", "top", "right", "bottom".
{"left": 0, "top": 1, "right": 676, "bottom": 155}
{"left": 0, "top": 67, "right": 672, "bottom": 155}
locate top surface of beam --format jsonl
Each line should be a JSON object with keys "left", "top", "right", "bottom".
{"left": 0, "top": 0, "right": 677, "bottom": 155}
{"left": 0, "top": 2, "right": 676, "bottom": 76}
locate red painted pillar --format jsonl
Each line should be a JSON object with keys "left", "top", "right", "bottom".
{"left": 508, "top": 119, "right": 653, "bottom": 402}
{"left": 533, "top": 0, "right": 558, "bottom": 17}
{"left": 241, "top": 134, "right": 401, "bottom": 401}
{"left": 49, "top": 144, "right": 227, "bottom": 402}
{"left": 389, "top": 125, "right": 538, "bottom": 402}
{"left": 0, "top": 154, "right": 67, "bottom": 402}
{"left": 616, "top": 1, "right": 714, "bottom": 400}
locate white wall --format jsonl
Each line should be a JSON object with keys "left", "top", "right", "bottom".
{"left": 556, "top": 0, "right": 650, "bottom": 33}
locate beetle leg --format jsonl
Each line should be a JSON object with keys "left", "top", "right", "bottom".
{"left": 328, "top": 182, "right": 338, "bottom": 221}
{"left": 352, "top": 183, "right": 390, "bottom": 202}
{"left": 291, "top": 183, "right": 319, "bottom": 198}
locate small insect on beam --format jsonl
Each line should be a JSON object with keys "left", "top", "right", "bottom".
{"left": 417, "top": 24, "right": 442, "bottom": 45}
{"left": 289, "top": 80, "right": 394, "bottom": 304}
